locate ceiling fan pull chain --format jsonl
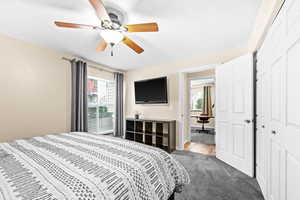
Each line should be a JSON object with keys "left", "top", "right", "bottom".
{"left": 110, "top": 43, "right": 115, "bottom": 56}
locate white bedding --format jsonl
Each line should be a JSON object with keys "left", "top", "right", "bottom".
{"left": 0, "top": 132, "right": 189, "bottom": 200}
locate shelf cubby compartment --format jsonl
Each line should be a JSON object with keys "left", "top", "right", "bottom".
{"left": 125, "top": 131, "right": 134, "bottom": 141}
{"left": 145, "top": 122, "right": 153, "bottom": 134}
{"left": 135, "top": 133, "right": 144, "bottom": 143}
{"left": 156, "top": 123, "right": 164, "bottom": 136}
{"left": 145, "top": 135, "right": 153, "bottom": 145}
{"left": 135, "top": 121, "right": 143, "bottom": 133}
{"left": 125, "top": 118, "right": 176, "bottom": 153}
{"left": 126, "top": 120, "right": 134, "bottom": 132}
{"left": 156, "top": 135, "right": 163, "bottom": 149}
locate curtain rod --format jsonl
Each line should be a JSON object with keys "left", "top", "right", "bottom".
{"left": 62, "top": 57, "right": 123, "bottom": 74}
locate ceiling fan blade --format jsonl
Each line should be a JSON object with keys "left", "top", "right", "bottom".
{"left": 54, "top": 21, "right": 97, "bottom": 30}
{"left": 124, "top": 23, "right": 159, "bottom": 32}
{"left": 122, "top": 36, "right": 144, "bottom": 54}
{"left": 96, "top": 40, "right": 107, "bottom": 51}
{"left": 88, "top": 0, "right": 111, "bottom": 22}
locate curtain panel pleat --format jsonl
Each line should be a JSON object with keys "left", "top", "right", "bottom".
{"left": 71, "top": 59, "right": 88, "bottom": 132}
{"left": 114, "top": 72, "right": 124, "bottom": 137}
{"left": 202, "top": 86, "right": 213, "bottom": 117}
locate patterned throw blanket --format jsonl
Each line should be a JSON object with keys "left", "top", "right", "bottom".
{"left": 0, "top": 132, "right": 189, "bottom": 200}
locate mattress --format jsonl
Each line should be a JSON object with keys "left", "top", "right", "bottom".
{"left": 0, "top": 132, "right": 189, "bottom": 200}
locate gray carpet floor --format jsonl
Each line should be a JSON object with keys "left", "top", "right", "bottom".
{"left": 172, "top": 151, "right": 264, "bottom": 200}
{"left": 190, "top": 127, "right": 215, "bottom": 145}
{"left": 191, "top": 132, "right": 215, "bottom": 145}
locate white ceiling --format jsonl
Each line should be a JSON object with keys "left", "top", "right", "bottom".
{"left": 0, "top": 0, "right": 261, "bottom": 70}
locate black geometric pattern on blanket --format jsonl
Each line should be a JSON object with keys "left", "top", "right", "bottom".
{"left": 0, "top": 132, "right": 189, "bottom": 200}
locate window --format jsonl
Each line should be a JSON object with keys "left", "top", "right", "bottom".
{"left": 191, "top": 86, "right": 203, "bottom": 111}
{"left": 190, "top": 78, "right": 215, "bottom": 112}
{"left": 87, "top": 76, "right": 115, "bottom": 134}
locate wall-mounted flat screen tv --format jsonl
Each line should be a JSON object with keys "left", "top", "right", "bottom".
{"left": 134, "top": 76, "right": 168, "bottom": 104}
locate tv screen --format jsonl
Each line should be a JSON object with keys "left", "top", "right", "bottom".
{"left": 135, "top": 77, "right": 168, "bottom": 104}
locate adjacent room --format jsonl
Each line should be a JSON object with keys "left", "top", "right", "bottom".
{"left": 0, "top": 0, "right": 299, "bottom": 200}
{"left": 185, "top": 69, "right": 216, "bottom": 156}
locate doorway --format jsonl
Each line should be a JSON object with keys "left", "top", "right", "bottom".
{"left": 184, "top": 70, "right": 216, "bottom": 156}
{"left": 179, "top": 54, "right": 255, "bottom": 177}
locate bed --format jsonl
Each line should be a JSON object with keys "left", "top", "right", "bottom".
{"left": 0, "top": 132, "right": 189, "bottom": 200}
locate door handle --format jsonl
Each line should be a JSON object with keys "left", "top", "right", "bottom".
{"left": 271, "top": 130, "right": 276, "bottom": 135}
{"left": 244, "top": 119, "right": 251, "bottom": 124}
{"left": 262, "top": 125, "right": 265, "bottom": 128}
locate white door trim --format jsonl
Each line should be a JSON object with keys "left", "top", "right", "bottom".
{"left": 177, "top": 72, "right": 187, "bottom": 150}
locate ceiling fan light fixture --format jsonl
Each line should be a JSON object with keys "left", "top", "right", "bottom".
{"left": 54, "top": 0, "right": 158, "bottom": 55}
{"left": 101, "top": 30, "right": 124, "bottom": 44}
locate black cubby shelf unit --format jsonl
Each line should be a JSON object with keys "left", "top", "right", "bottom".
{"left": 125, "top": 118, "right": 176, "bottom": 153}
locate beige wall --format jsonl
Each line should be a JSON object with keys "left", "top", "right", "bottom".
{"left": 0, "top": 34, "right": 71, "bottom": 142}
{"left": 125, "top": 48, "right": 247, "bottom": 146}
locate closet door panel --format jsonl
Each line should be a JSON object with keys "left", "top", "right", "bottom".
{"left": 284, "top": 1, "right": 300, "bottom": 198}
{"left": 269, "top": 140, "right": 285, "bottom": 200}
{"left": 286, "top": 153, "right": 300, "bottom": 200}
{"left": 216, "top": 64, "right": 231, "bottom": 155}
{"left": 286, "top": 36, "right": 300, "bottom": 129}
{"left": 269, "top": 58, "right": 284, "bottom": 138}
{"left": 256, "top": 71, "right": 268, "bottom": 197}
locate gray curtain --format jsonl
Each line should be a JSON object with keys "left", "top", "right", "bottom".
{"left": 114, "top": 72, "right": 124, "bottom": 137}
{"left": 202, "top": 86, "right": 213, "bottom": 117}
{"left": 71, "top": 59, "right": 88, "bottom": 132}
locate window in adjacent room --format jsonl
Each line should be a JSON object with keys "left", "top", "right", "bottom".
{"left": 87, "top": 76, "right": 115, "bottom": 134}
{"left": 191, "top": 85, "right": 204, "bottom": 112}
{"left": 190, "top": 78, "right": 215, "bottom": 112}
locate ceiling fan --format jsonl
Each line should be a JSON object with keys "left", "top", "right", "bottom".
{"left": 54, "top": 0, "right": 159, "bottom": 55}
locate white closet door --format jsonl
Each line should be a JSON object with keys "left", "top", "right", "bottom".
{"left": 257, "top": 0, "right": 300, "bottom": 199}
{"left": 264, "top": 3, "right": 286, "bottom": 200}
{"left": 282, "top": 0, "right": 300, "bottom": 199}
{"left": 256, "top": 67, "right": 268, "bottom": 197}
{"left": 269, "top": 54, "right": 285, "bottom": 200}
{"left": 216, "top": 54, "right": 254, "bottom": 177}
